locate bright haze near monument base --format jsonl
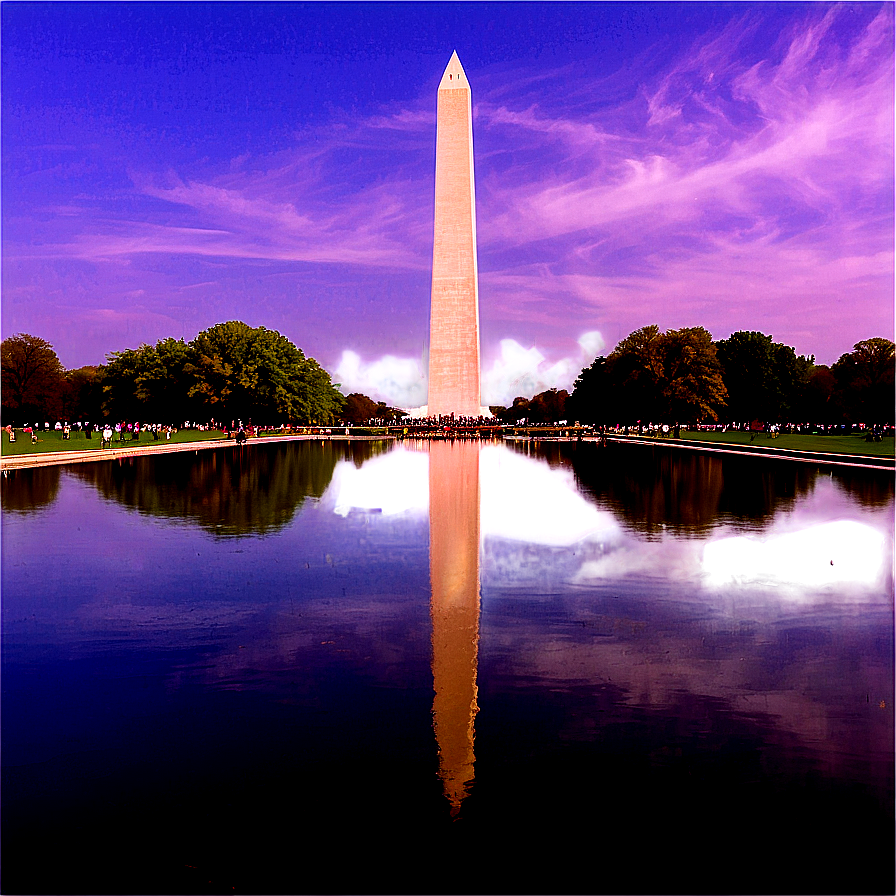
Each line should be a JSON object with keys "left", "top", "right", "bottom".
{"left": 2, "top": 3, "right": 893, "bottom": 408}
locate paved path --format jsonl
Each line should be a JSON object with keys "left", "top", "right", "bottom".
{"left": 0, "top": 434, "right": 392, "bottom": 471}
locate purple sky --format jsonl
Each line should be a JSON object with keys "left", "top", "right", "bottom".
{"left": 3, "top": 2, "right": 893, "bottom": 406}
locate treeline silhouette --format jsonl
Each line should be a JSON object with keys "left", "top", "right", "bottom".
{"left": 2, "top": 323, "right": 893, "bottom": 427}
{"left": 493, "top": 328, "right": 894, "bottom": 425}
{"left": 1, "top": 322, "right": 344, "bottom": 427}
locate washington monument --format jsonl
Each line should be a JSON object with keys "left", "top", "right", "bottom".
{"left": 427, "top": 51, "right": 483, "bottom": 417}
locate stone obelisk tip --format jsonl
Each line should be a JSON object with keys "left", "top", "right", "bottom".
{"left": 438, "top": 50, "right": 469, "bottom": 90}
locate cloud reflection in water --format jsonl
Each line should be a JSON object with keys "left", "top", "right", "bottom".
{"left": 327, "top": 441, "right": 892, "bottom": 603}
{"left": 328, "top": 442, "right": 618, "bottom": 541}
{"left": 703, "top": 519, "right": 888, "bottom": 594}
{"left": 331, "top": 446, "right": 429, "bottom": 517}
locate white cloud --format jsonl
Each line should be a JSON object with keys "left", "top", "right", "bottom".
{"left": 578, "top": 330, "right": 606, "bottom": 358}
{"left": 333, "top": 350, "right": 426, "bottom": 408}
{"left": 481, "top": 340, "right": 548, "bottom": 404}
{"left": 481, "top": 330, "right": 605, "bottom": 405}
{"left": 335, "top": 330, "right": 606, "bottom": 409}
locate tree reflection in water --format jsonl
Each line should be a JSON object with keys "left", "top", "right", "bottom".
{"left": 1, "top": 465, "right": 62, "bottom": 514}
{"left": 832, "top": 464, "right": 896, "bottom": 508}
{"left": 69, "top": 439, "right": 390, "bottom": 537}
{"left": 527, "top": 440, "right": 880, "bottom": 536}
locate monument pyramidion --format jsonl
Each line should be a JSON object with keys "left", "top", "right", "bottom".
{"left": 425, "top": 51, "right": 486, "bottom": 418}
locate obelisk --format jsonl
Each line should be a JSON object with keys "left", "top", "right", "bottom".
{"left": 428, "top": 51, "right": 482, "bottom": 417}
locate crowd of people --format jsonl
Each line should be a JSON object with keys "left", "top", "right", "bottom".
{"left": 5, "top": 417, "right": 892, "bottom": 448}
{"left": 7, "top": 420, "right": 180, "bottom": 446}
{"left": 4, "top": 419, "right": 275, "bottom": 448}
{"left": 680, "top": 421, "right": 894, "bottom": 438}
{"left": 586, "top": 421, "right": 895, "bottom": 442}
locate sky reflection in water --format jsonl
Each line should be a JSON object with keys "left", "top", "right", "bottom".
{"left": 1, "top": 439, "right": 893, "bottom": 895}
{"left": 330, "top": 440, "right": 892, "bottom": 600}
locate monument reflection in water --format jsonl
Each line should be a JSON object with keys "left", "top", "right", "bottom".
{"left": 429, "top": 440, "right": 480, "bottom": 814}
{"left": 1, "top": 438, "right": 893, "bottom": 896}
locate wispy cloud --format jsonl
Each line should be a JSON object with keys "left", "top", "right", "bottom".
{"left": 2, "top": 4, "right": 891, "bottom": 371}
{"left": 6, "top": 104, "right": 437, "bottom": 272}
{"left": 486, "top": 9, "right": 890, "bottom": 230}
{"left": 475, "top": 5, "right": 893, "bottom": 359}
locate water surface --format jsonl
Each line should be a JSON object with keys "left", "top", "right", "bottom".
{"left": 2, "top": 439, "right": 893, "bottom": 895}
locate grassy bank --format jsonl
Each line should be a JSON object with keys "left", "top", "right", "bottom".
{"left": 678, "top": 430, "right": 894, "bottom": 458}
{"left": 1, "top": 429, "right": 227, "bottom": 456}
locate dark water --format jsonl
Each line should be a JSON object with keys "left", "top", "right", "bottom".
{"left": 2, "top": 439, "right": 893, "bottom": 896}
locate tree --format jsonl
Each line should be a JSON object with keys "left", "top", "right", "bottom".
{"left": 831, "top": 338, "right": 895, "bottom": 421}
{"left": 100, "top": 322, "right": 343, "bottom": 424}
{"left": 715, "top": 331, "right": 775, "bottom": 421}
{"left": 103, "top": 340, "right": 199, "bottom": 422}
{"left": 608, "top": 325, "right": 666, "bottom": 420}
{"left": 571, "top": 325, "right": 727, "bottom": 423}
{"left": 61, "top": 366, "right": 104, "bottom": 422}
{"left": 769, "top": 343, "right": 813, "bottom": 420}
{"left": 853, "top": 337, "right": 895, "bottom": 383}
{"left": 150, "top": 338, "right": 201, "bottom": 422}
{"left": 1, "top": 333, "right": 66, "bottom": 423}
{"left": 715, "top": 331, "right": 813, "bottom": 421}
{"left": 801, "top": 365, "right": 836, "bottom": 421}
{"left": 527, "top": 388, "right": 569, "bottom": 423}
{"left": 187, "top": 322, "right": 343, "bottom": 423}
{"left": 493, "top": 396, "right": 532, "bottom": 423}
{"left": 568, "top": 357, "right": 611, "bottom": 423}
{"left": 372, "top": 401, "right": 404, "bottom": 423}
{"left": 658, "top": 327, "right": 727, "bottom": 421}
{"left": 341, "top": 393, "right": 380, "bottom": 424}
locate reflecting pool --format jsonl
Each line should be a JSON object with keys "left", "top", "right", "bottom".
{"left": 2, "top": 439, "right": 893, "bottom": 895}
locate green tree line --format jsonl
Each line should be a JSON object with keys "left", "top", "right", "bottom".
{"left": 2, "top": 322, "right": 892, "bottom": 427}
{"left": 1, "top": 322, "right": 344, "bottom": 426}
{"left": 494, "top": 327, "right": 894, "bottom": 425}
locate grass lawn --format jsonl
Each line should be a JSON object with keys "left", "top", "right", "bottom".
{"left": 679, "top": 430, "right": 894, "bottom": 458}
{"left": 1, "top": 428, "right": 227, "bottom": 456}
